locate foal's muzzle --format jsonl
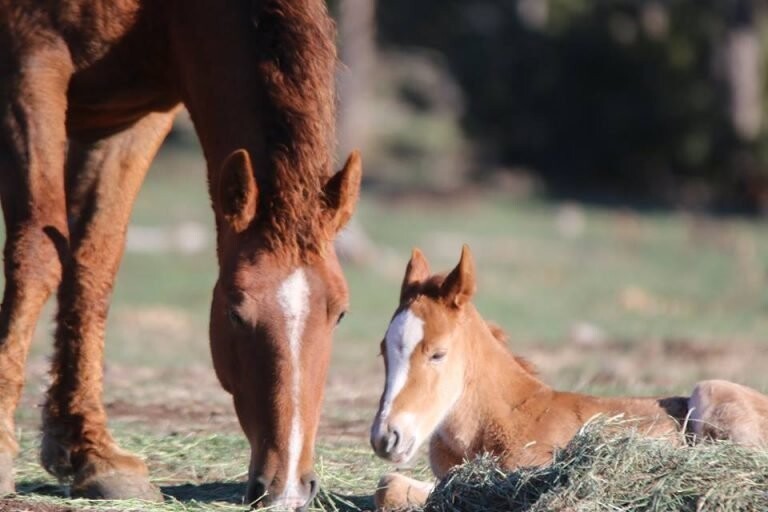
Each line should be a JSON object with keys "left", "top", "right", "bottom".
{"left": 247, "top": 471, "right": 319, "bottom": 511}
{"left": 371, "top": 421, "right": 415, "bottom": 463}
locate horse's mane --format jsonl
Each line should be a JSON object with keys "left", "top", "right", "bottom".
{"left": 253, "top": 0, "right": 337, "bottom": 261}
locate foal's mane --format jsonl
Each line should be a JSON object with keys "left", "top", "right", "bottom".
{"left": 485, "top": 321, "right": 538, "bottom": 376}
{"left": 252, "top": 0, "right": 337, "bottom": 261}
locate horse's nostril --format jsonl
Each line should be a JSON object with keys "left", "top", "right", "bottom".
{"left": 296, "top": 472, "right": 319, "bottom": 512}
{"left": 246, "top": 475, "right": 271, "bottom": 507}
{"left": 307, "top": 476, "right": 319, "bottom": 501}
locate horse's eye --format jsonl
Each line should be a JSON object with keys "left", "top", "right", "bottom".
{"left": 336, "top": 311, "right": 346, "bottom": 325}
{"left": 228, "top": 308, "right": 247, "bottom": 328}
{"left": 430, "top": 351, "right": 447, "bottom": 362}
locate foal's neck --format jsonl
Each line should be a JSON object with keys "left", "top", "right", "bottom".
{"left": 437, "top": 308, "right": 548, "bottom": 453}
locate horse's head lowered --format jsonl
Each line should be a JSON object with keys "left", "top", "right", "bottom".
{"left": 370, "top": 245, "right": 478, "bottom": 464}
{"left": 209, "top": 150, "right": 362, "bottom": 510}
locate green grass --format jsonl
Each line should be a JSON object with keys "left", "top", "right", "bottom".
{"left": 16, "top": 145, "right": 768, "bottom": 363}
{"left": 348, "top": 197, "right": 768, "bottom": 346}
{"left": 8, "top": 425, "right": 428, "bottom": 512}
{"left": 3, "top": 143, "right": 768, "bottom": 510}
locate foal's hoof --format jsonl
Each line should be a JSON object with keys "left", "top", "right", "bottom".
{"left": 0, "top": 452, "right": 14, "bottom": 495}
{"left": 374, "top": 473, "right": 432, "bottom": 511}
{"left": 71, "top": 473, "right": 163, "bottom": 502}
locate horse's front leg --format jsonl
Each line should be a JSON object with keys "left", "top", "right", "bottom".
{"left": 41, "top": 110, "right": 177, "bottom": 501}
{"left": 374, "top": 473, "right": 434, "bottom": 511}
{"left": 0, "top": 41, "right": 73, "bottom": 495}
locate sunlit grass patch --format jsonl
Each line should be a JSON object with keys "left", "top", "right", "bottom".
{"left": 9, "top": 430, "right": 414, "bottom": 512}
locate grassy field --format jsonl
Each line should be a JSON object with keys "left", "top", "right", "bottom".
{"left": 4, "top": 143, "right": 768, "bottom": 510}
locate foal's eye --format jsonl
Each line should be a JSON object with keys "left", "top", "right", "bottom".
{"left": 430, "top": 351, "right": 447, "bottom": 362}
{"left": 336, "top": 311, "right": 346, "bottom": 325}
{"left": 228, "top": 308, "right": 247, "bottom": 328}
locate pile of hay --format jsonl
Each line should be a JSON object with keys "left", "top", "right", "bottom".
{"left": 424, "top": 420, "right": 768, "bottom": 511}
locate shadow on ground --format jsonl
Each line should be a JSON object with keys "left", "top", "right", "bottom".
{"left": 12, "top": 480, "right": 374, "bottom": 511}
{"left": 16, "top": 480, "right": 66, "bottom": 497}
{"left": 163, "top": 483, "right": 375, "bottom": 512}
{"left": 162, "top": 482, "right": 245, "bottom": 503}
{"left": 316, "top": 490, "right": 374, "bottom": 512}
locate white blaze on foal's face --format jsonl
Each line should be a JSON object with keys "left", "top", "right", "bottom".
{"left": 371, "top": 302, "right": 465, "bottom": 463}
{"left": 381, "top": 309, "right": 425, "bottom": 418}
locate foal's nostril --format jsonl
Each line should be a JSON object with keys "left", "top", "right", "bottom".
{"left": 385, "top": 425, "right": 401, "bottom": 454}
{"left": 246, "top": 475, "right": 271, "bottom": 507}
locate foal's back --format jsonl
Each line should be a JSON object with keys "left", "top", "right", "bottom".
{"left": 547, "top": 391, "right": 687, "bottom": 433}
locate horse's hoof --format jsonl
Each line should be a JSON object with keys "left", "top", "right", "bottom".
{"left": 0, "top": 452, "right": 14, "bottom": 495}
{"left": 71, "top": 473, "right": 163, "bottom": 502}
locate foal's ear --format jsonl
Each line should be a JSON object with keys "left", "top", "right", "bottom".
{"left": 323, "top": 151, "right": 363, "bottom": 234}
{"left": 441, "top": 244, "right": 476, "bottom": 308}
{"left": 401, "top": 248, "right": 431, "bottom": 301}
{"left": 218, "top": 149, "right": 258, "bottom": 233}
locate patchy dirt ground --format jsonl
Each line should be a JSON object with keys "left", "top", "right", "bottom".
{"left": 0, "top": 499, "right": 77, "bottom": 512}
{"left": 5, "top": 194, "right": 768, "bottom": 511}
{"left": 13, "top": 335, "right": 768, "bottom": 475}
{"left": 16, "top": 332, "right": 768, "bottom": 438}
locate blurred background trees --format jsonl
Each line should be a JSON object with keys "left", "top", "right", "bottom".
{"left": 329, "top": 0, "right": 768, "bottom": 211}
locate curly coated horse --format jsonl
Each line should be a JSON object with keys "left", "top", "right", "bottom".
{"left": 0, "top": 1, "right": 359, "bottom": 510}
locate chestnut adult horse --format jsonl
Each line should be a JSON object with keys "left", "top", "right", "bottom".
{"left": 0, "top": 1, "right": 359, "bottom": 510}
{"left": 370, "top": 246, "right": 768, "bottom": 510}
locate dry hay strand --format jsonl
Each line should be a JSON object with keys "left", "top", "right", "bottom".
{"left": 424, "top": 418, "right": 768, "bottom": 512}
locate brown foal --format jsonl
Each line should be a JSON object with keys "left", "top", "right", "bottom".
{"left": 370, "top": 246, "right": 768, "bottom": 510}
{"left": 0, "top": 1, "right": 357, "bottom": 510}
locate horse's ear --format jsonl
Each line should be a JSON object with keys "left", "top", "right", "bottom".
{"left": 218, "top": 149, "right": 258, "bottom": 233}
{"left": 323, "top": 151, "right": 362, "bottom": 234}
{"left": 401, "top": 248, "right": 430, "bottom": 301}
{"left": 441, "top": 244, "right": 476, "bottom": 308}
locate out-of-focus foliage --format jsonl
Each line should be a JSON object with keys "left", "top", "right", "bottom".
{"left": 330, "top": 0, "right": 472, "bottom": 192}
{"left": 364, "top": 51, "right": 471, "bottom": 191}
{"left": 377, "top": 0, "right": 768, "bottom": 208}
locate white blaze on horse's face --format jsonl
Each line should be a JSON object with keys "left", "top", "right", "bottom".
{"left": 275, "top": 268, "right": 310, "bottom": 506}
{"left": 371, "top": 305, "right": 464, "bottom": 464}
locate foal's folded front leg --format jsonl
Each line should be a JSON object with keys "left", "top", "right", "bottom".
{"left": 374, "top": 473, "right": 435, "bottom": 511}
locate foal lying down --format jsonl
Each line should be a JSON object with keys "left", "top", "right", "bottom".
{"left": 369, "top": 245, "right": 768, "bottom": 510}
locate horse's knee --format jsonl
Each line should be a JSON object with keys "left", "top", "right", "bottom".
{"left": 375, "top": 473, "right": 432, "bottom": 511}
{"left": 3, "top": 224, "right": 66, "bottom": 298}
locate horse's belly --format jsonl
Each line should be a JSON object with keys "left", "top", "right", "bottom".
{"left": 67, "top": 76, "right": 179, "bottom": 137}
{"left": 65, "top": 39, "right": 179, "bottom": 136}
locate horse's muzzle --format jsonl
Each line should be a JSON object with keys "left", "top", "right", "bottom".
{"left": 247, "top": 471, "right": 319, "bottom": 511}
